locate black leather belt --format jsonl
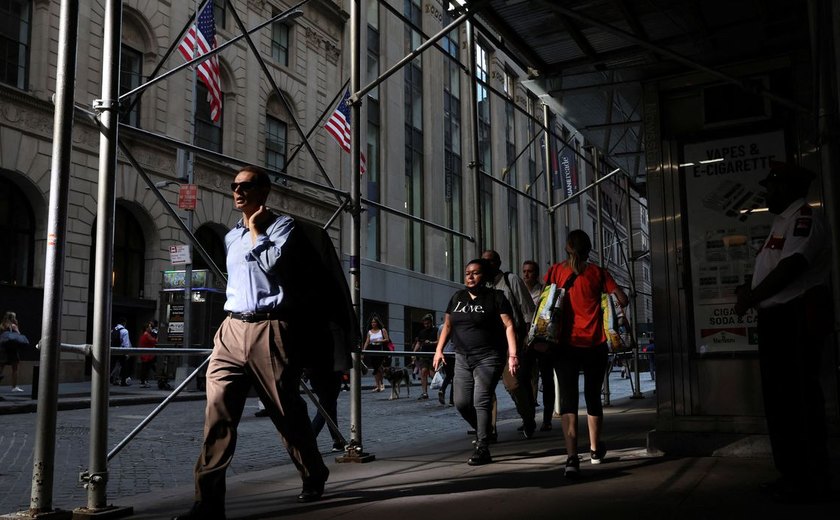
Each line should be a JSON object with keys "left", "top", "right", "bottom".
{"left": 228, "top": 311, "right": 285, "bottom": 323}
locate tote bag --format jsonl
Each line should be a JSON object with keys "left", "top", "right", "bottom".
{"left": 526, "top": 267, "right": 577, "bottom": 352}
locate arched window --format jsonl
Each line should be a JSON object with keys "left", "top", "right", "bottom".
{"left": 0, "top": 176, "right": 35, "bottom": 286}
{"left": 113, "top": 206, "right": 145, "bottom": 298}
{"left": 192, "top": 225, "right": 226, "bottom": 274}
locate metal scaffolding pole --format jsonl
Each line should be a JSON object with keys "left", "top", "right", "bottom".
{"left": 84, "top": 0, "right": 131, "bottom": 515}
{"left": 625, "top": 175, "right": 644, "bottom": 398}
{"left": 467, "top": 19, "right": 484, "bottom": 252}
{"left": 25, "top": 1, "right": 79, "bottom": 517}
{"left": 542, "top": 104, "right": 557, "bottom": 260}
{"left": 338, "top": 0, "right": 373, "bottom": 463}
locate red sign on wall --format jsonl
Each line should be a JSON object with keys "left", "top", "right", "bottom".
{"left": 178, "top": 184, "right": 198, "bottom": 210}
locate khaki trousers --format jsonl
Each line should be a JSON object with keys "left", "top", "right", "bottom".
{"left": 193, "top": 317, "right": 327, "bottom": 508}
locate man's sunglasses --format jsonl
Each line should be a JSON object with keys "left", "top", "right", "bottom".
{"left": 230, "top": 181, "right": 263, "bottom": 192}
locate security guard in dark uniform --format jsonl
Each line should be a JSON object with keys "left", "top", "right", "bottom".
{"left": 735, "top": 161, "right": 832, "bottom": 502}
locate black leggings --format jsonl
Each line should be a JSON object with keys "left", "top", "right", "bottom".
{"left": 554, "top": 343, "right": 609, "bottom": 416}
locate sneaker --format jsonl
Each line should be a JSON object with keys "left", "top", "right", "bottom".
{"left": 11, "top": 386, "right": 24, "bottom": 392}
{"left": 331, "top": 441, "right": 345, "bottom": 452}
{"left": 438, "top": 390, "right": 445, "bottom": 405}
{"left": 467, "top": 447, "right": 492, "bottom": 466}
{"left": 564, "top": 456, "right": 580, "bottom": 478}
{"left": 417, "top": 393, "right": 429, "bottom": 400}
{"left": 590, "top": 441, "right": 606, "bottom": 465}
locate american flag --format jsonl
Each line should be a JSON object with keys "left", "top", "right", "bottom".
{"left": 177, "top": 1, "right": 222, "bottom": 122}
{"left": 325, "top": 89, "right": 366, "bottom": 174}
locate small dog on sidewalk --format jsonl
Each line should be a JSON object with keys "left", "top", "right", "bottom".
{"left": 382, "top": 366, "right": 411, "bottom": 400}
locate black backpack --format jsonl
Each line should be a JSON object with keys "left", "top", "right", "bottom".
{"left": 111, "top": 326, "right": 122, "bottom": 349}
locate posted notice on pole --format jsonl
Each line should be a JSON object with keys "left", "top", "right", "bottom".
{"left": 170, "top": 244, "right": 192, "bottom": 265}
{"left": 682, "top": 131, "right": 784, "bottom": 353}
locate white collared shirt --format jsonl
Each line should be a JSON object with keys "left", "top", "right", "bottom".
{"left": 751, "top": 198, "right": 830, "bottom": 308}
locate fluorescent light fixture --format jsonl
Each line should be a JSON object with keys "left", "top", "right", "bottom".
{"left": 698, "top": 158, "right": 724, "bottom": 164}
{"left": 678, "top": 162, "right": 694, "bottom": 167}
{"left": 609, "top": 168, "right": 620, "bottom": 175}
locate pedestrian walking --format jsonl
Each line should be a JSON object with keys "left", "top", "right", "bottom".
{"left": 412, "top": 313, "right": 437, "bottom": 400}
{"left": 362, "top": 315, "right": 390, "bottom": 393}
{"left": 110, "top": 317, "right": 134, "bottom": 387}
{"left": 137, "top": 320, "right": 158, "bottom": 388}
{"left": 433, "top": 258, "right": 519, "bottom": 466}
{"left": 523, "top": 260, "right": 555, "bottom": 431}
{"left": 482, "top": 250, "right": 537, "bottom": 439}
{"left": 544, "top": 230, "right": 628, "bottom": 478}
{"left": 173, "top": 165, "right": 356, "bottom": 520}
{"left": 0, "top": 311, "right": 27, "bottom": 392}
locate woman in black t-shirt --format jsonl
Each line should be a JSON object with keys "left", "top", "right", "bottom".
{"left": 433, "top": 259, "right": 519, "bottom": 466}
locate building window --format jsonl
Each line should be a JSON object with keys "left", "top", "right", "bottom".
{"left": 0, "top": 0, "right": 30, "bottom": 90}
{"left": 120, "top": 44, "right": 142, "bottom": 127}
{"left": 213, "top": 0, "right": 226, "bottom": 30}
{"left": 271, "top": 20, "right": 289, "bottom": 66}
{"left": 195, "top": 82, "right": 222, "bottom": 152}
{"left": 365, "top": 6, "right": 381, "bottom": 261}
{"left": 265, "top": 115, "right": 287, "bottom": 171}
{"left": 0, "top": 176, "right": 34, "bottom": 286}
{"left": 366, "top": 99, "right": 381, "bottom": 261}
{"left": 443, "top": 15, "right": 462, "bottom": 282}
{"left": 476, "top": 42, "right": 492, "bottom": 248}
{"left": 113, "top": 206, "right": 145, "bottom": 299}
{"left": 404, "top": 0, "right": 424, "bottom": 271}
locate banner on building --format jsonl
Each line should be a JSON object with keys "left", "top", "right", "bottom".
{"left": 557, "top": 146, "right": 579, "bottom": 198}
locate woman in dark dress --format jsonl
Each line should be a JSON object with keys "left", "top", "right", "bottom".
{"left": 433, "top": 259, "right": 519, "bottom": 466}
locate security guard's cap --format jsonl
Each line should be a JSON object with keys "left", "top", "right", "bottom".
{"left": 758, "top": 161, "right": 816, "bottom": 188}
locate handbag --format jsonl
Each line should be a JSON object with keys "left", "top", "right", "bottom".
{"left": 601, "top": 269, "right": 631, "bottom": 352}
{"left": 0, "top": 330, "right": 29, "bottom": 346}
{"left": 602, "top": 293, "right": 628, "bottom": 351}
{"left": 526, "top": 267, "right": 577, "bottom": 352}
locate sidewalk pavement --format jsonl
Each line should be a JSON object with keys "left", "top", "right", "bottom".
{"left": 2, "top": 372, "right": 837, "bottom": 519}
{"left": 115, "top": 393, "right": 838, "bottom": 520}
{"left": 0, "top": 380, "right": 207, "bottom": 415}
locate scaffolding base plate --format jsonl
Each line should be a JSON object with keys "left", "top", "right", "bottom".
{"left": 335, "top": 451, "right": 375, "bottom": 463}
